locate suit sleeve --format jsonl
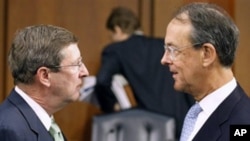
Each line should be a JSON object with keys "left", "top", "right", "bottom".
{"left": 94, "top": 47, "right": 121, "bottom": 113}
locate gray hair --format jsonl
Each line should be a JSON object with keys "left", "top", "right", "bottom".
{"left": 173, "top": 2, "right": 239, "bottom": 67}
{"left": 8, "top": 24, "right": 78, "bottom": 84}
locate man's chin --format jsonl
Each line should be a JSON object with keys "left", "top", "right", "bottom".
{"left": 73, "top": 93, "right": 81, "bottom": 101}
{"left": 173, "top": 82, "right": 183, "bottom": 92}
{"left": 68, "top": 93, "right": 81, "bottom": 102}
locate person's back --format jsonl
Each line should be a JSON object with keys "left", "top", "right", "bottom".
{"left": 100, "top": 35, "right": 179, "bottom": 112}
{"left": 94, "top": 6, "right": 194, "bottom": 138}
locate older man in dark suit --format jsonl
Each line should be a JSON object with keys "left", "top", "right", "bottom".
{"left": 0, "top": 25, "right": 89, "bottom": 141}
{"left": 161, "top": 2, "right": 250, "bottom": 141}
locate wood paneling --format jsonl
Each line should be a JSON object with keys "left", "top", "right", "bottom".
{"left": 55, "top": 102, "right": 101, "bottom": 141}
{"left": 154, "top": 0, "right": 183, "bottom": 38}
{"left": 138, "top": 0, "right": 153, "bottom": 36}
{"left": 235, "top": 0, "right": 250, "bottom": 96}
{"left": 183, "top": 0, "right": 235, "bottom": 16}
{"left": 154, "top": 0, "right": 234, "bottom": 38}
{"left": 0, "top": 0, "right": 6, "bottom": 102}
{"left": 2, "top": 0, "right": 250, "bottom": 141}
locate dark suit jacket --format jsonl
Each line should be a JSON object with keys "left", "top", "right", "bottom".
{"left": 95, "top": 35, "right": 194, "bottom": 138}
{"left": 193, "top": 84, "right": 250, "bottom": 141}
{"left": 0, "top": 89, "right": 67, "bottom": 141}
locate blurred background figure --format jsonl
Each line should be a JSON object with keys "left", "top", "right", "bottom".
{"left": 94, "top": 6, "right": 194, "bottom": 139}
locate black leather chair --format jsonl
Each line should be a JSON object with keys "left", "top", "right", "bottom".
{"left": 91, "top": 108, "right": 176, "bottom": 141}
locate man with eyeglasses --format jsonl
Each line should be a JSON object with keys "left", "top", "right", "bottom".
{"left": 161, "top": 2, "right": 250, "bottom": 141}
{"left": 0, "top": 25, "right": 89, "bottom": 141}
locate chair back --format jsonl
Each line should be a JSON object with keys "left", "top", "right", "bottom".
{"left": 91, "top": 108, "right": 176, "bottom": 141}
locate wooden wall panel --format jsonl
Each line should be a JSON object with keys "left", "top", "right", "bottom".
{"left": 235, "top": 0, "right": 250, "bottom": 95}
{"left": 138, "top": 0, "right": 153, "bottom": 36}
{"left": 0, "top": 0, "right": 3, "bottom": 101}
{"left": 3, "top": 0, "right": 249, "bottom": 141}
{"left": 0, "top": 0, "right": 7, "bottom": 102}
{"left": 0, "top": 0, "right": 6, "bottom": 102}
{"left": 154, "top": 0, "right": 234, "bottom": 38}
{"left": 183, "top": 0, "right": 234, "bottom": 12}
{"left": 153, "top": 0, "right": 183, "bottom": 38}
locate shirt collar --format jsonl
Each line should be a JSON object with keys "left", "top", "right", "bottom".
{"left": 199, "top": 78, "right": 237, "bottom": 115}
{"left": 15, "top": 86, "right": 52, "bottom": 130}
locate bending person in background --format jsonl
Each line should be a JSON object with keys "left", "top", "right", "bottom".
{"left": 161, "top": 2, "right": 250, "bottom": 141}
{"left": 94, "top": 6, "right": 194, "bottom": 139}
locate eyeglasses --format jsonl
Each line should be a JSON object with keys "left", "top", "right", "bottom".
{"left": 48, "top": 60, "right": 84, "bottom": 72}
{"left": 164, "top": 43, "right": 202, "bottom": 61}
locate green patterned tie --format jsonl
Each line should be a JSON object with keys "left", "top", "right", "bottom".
{"left": 49, "top": 118, "right": 64, "bottom": 141}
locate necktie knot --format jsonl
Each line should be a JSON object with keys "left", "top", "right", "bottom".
{"left": 186, "top": 103, "right": 202, "bottom": 118}
{"left": 180, "top": 103, "right": 202, "bottom": 141}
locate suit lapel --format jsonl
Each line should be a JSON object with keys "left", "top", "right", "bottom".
{"left": 8, "top": 90, "right": 54, "bottom": 141}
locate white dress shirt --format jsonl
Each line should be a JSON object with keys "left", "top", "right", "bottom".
{"left": 15, "top": 86, "right": 52, "bottom": 131}
{"left": 187, "top": 78, "right": 237, "bottom": 141}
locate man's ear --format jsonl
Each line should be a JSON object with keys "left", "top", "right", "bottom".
{"left": 201, "top": 43, "right": 217, "bottom": 67}
{"left": 36, "top": 67, "right": 51, "bottom": 87}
